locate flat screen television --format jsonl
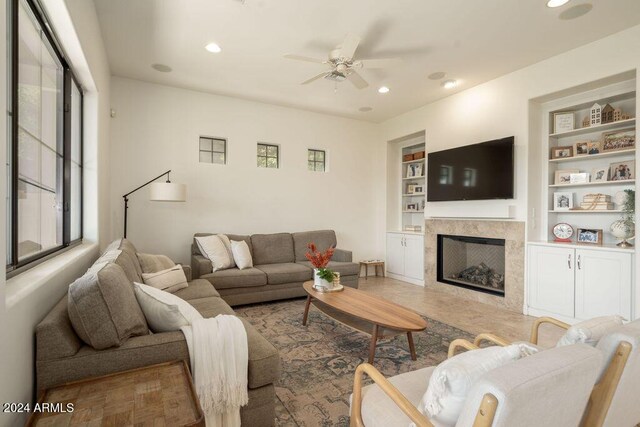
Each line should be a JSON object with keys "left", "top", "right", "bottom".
{"left": 427, "top": 136, "right": 514, "bottom": 202}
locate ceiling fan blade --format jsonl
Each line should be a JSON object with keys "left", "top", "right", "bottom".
{"left": 356, "top": 58, "right": 402, "bottom": 69}
{"left": 337, "top": 33, "right": 361, "bottom": 59}
{"left": 284, "top": 54, "right": 326, "bottom": 64}
{"left": 346, "top": 70, "right": 368, "bottom": 89}
{"left": 301, "top": 72, "right": 329, "bottom": 85}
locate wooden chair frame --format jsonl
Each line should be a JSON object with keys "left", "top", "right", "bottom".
{"left": 350, "top": 341, "right": 498, "bottom": 427}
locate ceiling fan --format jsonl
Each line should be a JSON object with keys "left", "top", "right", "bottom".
{"left": 284, "top": 33, "right": 401, "bottom": 89}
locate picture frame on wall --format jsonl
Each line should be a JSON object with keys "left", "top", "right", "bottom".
{"left": 414, "top": 185, "right": 424, "bottom": 193}
{"left": 609, "top": 161, "right": 635, "bottom": 181}
{"left": 591, "top": 168, "right": 608, "bottom": 182}
{"left": 576, "top": 228, "right": 603, "bottom": 245}
{"left": 553, "top": 192, "right": 573, "bottom": 211}
{"left": 553, "top": 112, "right": 575, "bottom": 134}
{"left": 587, "top": 141, "right": 601, "bottom": 155}
{"left": 602, "top": 128, "right": 635, "bottom": 152}
{"left": 405, "top": 203, "right": 417, "bottom": 211}
{"left": 551, "top": 145, "right": 573, "bottom": 159}
{"left": 574, "top": 141, "right": 589, "bottom": 156}
{"left": 407, "top": 184, "right": 416, "bottom": 194}
{"left": 569, "top": 172, "right": 590, "bottom": 184}
{"left": 554, "top": 169, "right": 580, "bottom": 185}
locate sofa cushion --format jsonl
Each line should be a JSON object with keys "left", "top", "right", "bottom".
{"left": 297, "top": 260, "right": 359, "bottom": 277}
{"left": 292, "top": 230, "right": 337, "bottom": 262}
{"left": 112, "top": 238, "right": 144, "bottom": 279}
{"left": 190, "top": 296, "right": 236, "bottom": 317}
{"left": 134, "top": 283, "right": 202, "bottom": 333}
{"left": 98, "top": 249, "right": 143, "bottom": 283}
{"left": 173, "top": 279, "right": 220, "bottom": 300}
{"left": 201, "top": 267, "right": 267, "bottom": 289}
{"left": 251, "top": 233, "right": 294, "bottom": 265}
{"left": 195, "top": 234, "right": 236, "bottom": 271}
{"left": 68, "top": 262, "right": 149, "bottom": 350}
{"left": 240, "top": 318, "right": 281, "bottom": 389}
{"left": 137, "top": 252, "right": 175, "bottom": 273}
{"left": 255, "top": 263, "right": 313, "bottom": 285}
{"left": 142, "top": 265, "right": 188, "bottom": 293}
{"left": 194, "top": 233, "right": 253, "bottom": 256}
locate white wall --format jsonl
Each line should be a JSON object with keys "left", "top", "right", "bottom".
{"left": 0, "top": 0, "right": 110, "bottom": 425}
{"left": 381, "top": 24, "right": 640, "bottom": 225}
{"left": 109, "top": 77, "right": 383, "bottom": 263}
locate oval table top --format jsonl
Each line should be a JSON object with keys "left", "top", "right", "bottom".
{"left": 303, "top": 281, "right": 427, "bottom": 332}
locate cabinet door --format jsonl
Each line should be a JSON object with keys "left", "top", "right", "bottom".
{"left": 575, "top": 249, "right": 632, "bottom": 320}
{"left": 528, "top": 245, "right": 575, "bottom": 317}
{"left": 386, "top": 234, "right": 405, "bottom": 275}
{"left": 403, "top": 235, "right": 425, "bottom": 280}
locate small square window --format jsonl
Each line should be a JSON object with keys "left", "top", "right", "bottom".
{"left": 257, "top": 143, "right": 279, "bottom": 168}
{"left": 308, "top": 149, "right": 326, "bottom": 172}
{"left": 199, "top": 136, "right": 226, "bottom": 164}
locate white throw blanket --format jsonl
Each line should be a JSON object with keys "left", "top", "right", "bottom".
{"left": 181, "top": 315, "right": 249, "bottom": 427}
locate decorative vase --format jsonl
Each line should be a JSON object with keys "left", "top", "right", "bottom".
{"left": 313, "top": 268, "right": 332, "bottom": 290}
{"left": 610, "top": 219, "right": 635, "bottom": 247}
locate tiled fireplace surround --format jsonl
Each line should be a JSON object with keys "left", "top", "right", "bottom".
{"left": 425, "top": 219, "right": 525, "bottom": 313}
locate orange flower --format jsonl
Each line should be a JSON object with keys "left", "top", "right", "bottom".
{"left": 305, "top": 242, "right": 335, "bottom": 268}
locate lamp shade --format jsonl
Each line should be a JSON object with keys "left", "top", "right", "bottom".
{"left": 149, "top": 182, "right": 186, "bottom": 202}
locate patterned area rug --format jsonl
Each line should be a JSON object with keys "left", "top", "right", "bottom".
{"left": 235, "top": 298, "right": 474, "bottom": 427}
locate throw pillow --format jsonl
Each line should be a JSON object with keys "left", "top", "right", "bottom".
{"left": 137, "top": 252, "right": 176, "bottom": 273}
{"left": 195, "top": 234, "right": 235, "bottom": 271}
{"left": 556, "top": 315, "right": 625, "bottom": 347}
{"left": 134, "top": 282, "right": 203, "bottom": 332}
{"left": 68, "top": 262, "right": 149, "bottom": 350}
{"left": 142, "top": 265, "right": 188, "bottom": 293}
{"left": 231, "top": 240, "right": 253, "bottom": 270}
{"left": 419, "top": 343, "right": 538, "bottom": 426}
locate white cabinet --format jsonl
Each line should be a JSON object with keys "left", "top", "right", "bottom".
{"left": 386, "top": 232, "right": 424, "bottom": 285}
{"left": 527, "top": 243, "right": 633, "bottom": 321}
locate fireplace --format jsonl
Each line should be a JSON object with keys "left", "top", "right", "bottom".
{"left": 437, "top": 234, "right": 506, "bottom": 296}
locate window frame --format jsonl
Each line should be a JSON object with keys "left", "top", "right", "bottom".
{"left": 7, "top": 0, "right": 84, "bottom": 275}
{"left": 307, "top": 148, "right": 326, "bottom": 172}
{"left": 198, "top": 136, "right": 227, "bottom": 165}
{"left": 257, "top": 142, "right": 279, "bottom": 169}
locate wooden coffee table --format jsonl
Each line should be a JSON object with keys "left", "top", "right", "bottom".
{"left": 302, "top": 281, "right": 427, "bottom": 363}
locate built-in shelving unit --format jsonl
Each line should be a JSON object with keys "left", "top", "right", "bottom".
{"left": 401, "top": 143, "right": 426, "bottom": 229}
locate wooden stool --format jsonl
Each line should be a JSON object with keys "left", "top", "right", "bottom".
{"left": 359, "top": 260, "right": 385, "bottom": 280}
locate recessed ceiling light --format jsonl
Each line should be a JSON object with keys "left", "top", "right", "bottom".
{"left": 547, "top": 0, "right": 570, "bottom": 8}
{"left": 442, "top": 79, "right": 457, "bottom": 89}
{"left": 151, "top": 63, "right": 172, "bottom": 73}
{"left": 205, "top": 42, "right": 222, "bottom": 53}
{"left": 378, "top": 86, "right": 390, "bottom": 94}
{"left": 559, "top": 3, "right": 592, "bottom": 20}
{"left": 359, "top": 107, "right": 373, "bottom": 112}
{"left": 428, "top": 72, "right": 446, "bottom": 80}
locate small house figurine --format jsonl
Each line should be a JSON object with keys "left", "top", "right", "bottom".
{"left": 613, "top": 108, "right": 623, "bottom": 122}
{"left": 590, "top": 103, "right": 602, "bottom": 126}
{"left": 582, "top": 116, "right": 590, "bottom": 128}
{"left": 601, "top": 104, "right": 614, "bottom": 124}
{"left": 622, "top": 113, "right": 632, "bottom": 120}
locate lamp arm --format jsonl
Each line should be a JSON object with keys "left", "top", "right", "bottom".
{"left": 122, "top": 170, "right": 172, "bottom": 238}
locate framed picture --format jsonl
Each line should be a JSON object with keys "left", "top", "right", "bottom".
{"left": 553, "top": 192, "right": 573, "bottom": 211}
{"left": 602, "top": 128, "right": 635, "bottom": 152}
{"left": 406, "top": 165, "right": 415, "bottom": 178}
{"left": 406, "top": 203, "right": 417, "bottom": 211}
{"left": 554, "top": 169, "right": 579, "bottom": 185}
{"left": 407, "top": 184, "right": 416, "bottom": 194}
{"left": 414, "top": 185, "right": 424, "bottom": 193}
{"left": 587, "top": 141, "right": 601, "bottom": 155}
{"left": 576, "top": 228, "right": 603, "bottom": 245}
{"left": 569, "top": 172, "right": 590, "bottom": 184}
{"left": 553, "top": 112, "right": 575, "bottom": 134}
{"left": 551, "top": 146, "right": 574, "bottom": 159}
{"left": 609, "top": 161, "right": 635, "bottom": 181}
{"left": 591, "top": 168, "right": 608, "bottom": 182}
{"left": 574, "top": 141, "right": 589, "bottom": 156}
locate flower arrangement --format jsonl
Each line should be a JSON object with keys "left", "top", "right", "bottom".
{"left": 305, "top": 243, "right": 336, "bottom": 285}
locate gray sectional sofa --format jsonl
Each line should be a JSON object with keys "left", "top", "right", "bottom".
{"left": 191, "top": 230, "right": 360, "bottom": 306}
{"left": 36, "top": 239, "right": 280, "bottom": 426}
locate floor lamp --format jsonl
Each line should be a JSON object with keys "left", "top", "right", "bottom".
{"left": 122, "top": 170, "right": 186, "bottom": 238}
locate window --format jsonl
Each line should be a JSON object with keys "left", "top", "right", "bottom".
{"left": 308, "top": 149, "right": 326, "bottom": 172}
{"left": 199, "top": 136, "right": 226, "bottom": 164}
{"left": 257, "top": 143, "right": 279, "bottom": 168}
{"left": 7, "top": 0, "right": 83, "bottom": 273}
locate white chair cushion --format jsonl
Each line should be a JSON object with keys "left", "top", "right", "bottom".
{"left": 195, "top": 234, "right": 235, "bottom": 271}
{"left": 142, "top": 265, "right": 188, "bottom": 293}
{"left": 420, "top": 344, "right": 537, "bottom": 426}
{"left": 231, "top": 239, "right": 253, "bottom": 270}
{"left": 133, "top": 282, "right": 202, "bottom": 332}
{"left": 556, "top": 315, "right": 625, "bottom": 347}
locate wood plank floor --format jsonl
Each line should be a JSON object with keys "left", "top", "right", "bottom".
{"left": 358, "top": 276, "right": 564, "bottom": 348}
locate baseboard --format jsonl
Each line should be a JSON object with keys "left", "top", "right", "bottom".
{"left": 386, "top": 272, "right": 424, "bottom": 287}
{"left": 526, "top": 307, "right": 578, "bottom": 324}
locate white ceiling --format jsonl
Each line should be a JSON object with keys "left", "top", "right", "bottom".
{"left": 93, "top": 0, "right": 640, "bottom": 122}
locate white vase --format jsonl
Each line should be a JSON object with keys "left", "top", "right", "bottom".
{"left": 610, "top": 219, "right": 635, "bottom": 247}
{"left": 313, "top": 268, "right": 332, "bottom": 289}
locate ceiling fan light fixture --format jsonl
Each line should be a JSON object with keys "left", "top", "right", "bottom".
{"left": 546, "top": 0, "right": 570, "bottom": 7}
{"left": 442, "top": 79, "right": 458, "bottom": 89}
{"left": 205, "top": 42, "right": 222, "bottom": 53}
{"left": 378, "top": 86, "right": 390, "bottom": 94}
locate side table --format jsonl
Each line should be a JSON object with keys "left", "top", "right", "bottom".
{"left": 359, "top": 260, "right": 385, "bottom": 280}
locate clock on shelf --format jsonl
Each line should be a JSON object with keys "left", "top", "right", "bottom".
{"left": 553, "top": 223, "right": 574, "bottom": 242}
